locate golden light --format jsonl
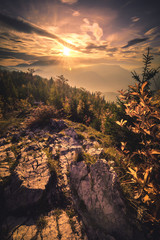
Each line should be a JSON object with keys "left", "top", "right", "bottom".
{"left": 63, "top": 46, "right": 70, "bottom": 56}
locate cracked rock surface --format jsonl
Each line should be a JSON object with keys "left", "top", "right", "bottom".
{"left": 70, "top": 160, "right": 145, "bottom": 240}
{"left": 0, "top": 119, "right": 145, "bottom": 240}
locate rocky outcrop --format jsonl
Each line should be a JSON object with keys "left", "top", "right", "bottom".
{"left": 0, "top": 119, "right": 145, "bottom": 240}
{"left": 70, "top": 160, "right": 145, "bottom": 240}
{"left": 4, "top": 210, "right": 85, "bottom": 240}
{"left": 0, "top": 120, "right": 89, "bottom": 239}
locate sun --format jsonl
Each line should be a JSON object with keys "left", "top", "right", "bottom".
{"left": 63, "top": 46, "right": 70, "bottom": 56}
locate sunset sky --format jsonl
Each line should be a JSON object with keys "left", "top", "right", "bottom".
{"left": 0, "top": 0, "right": 160, "bottom": 93}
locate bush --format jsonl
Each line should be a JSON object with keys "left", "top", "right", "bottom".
{"left": 24, "top": 104, "right": 59, "bottom": 128}
{"left": 117, "top": 49, "right": 160, "bottom": 230}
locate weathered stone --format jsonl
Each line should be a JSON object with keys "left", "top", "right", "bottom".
{"left": 58, "top": 211, "right": 76, "bottom": 240}
{"left": 1, "top": 119, "right": 147, "bottom": 240}
{"left": 70, "top": 160, "right": 145, "bottom": 240}
{"left": 0, "top": 163, "right": 10, "bottom": 180}
{"left": 0, "top": 137, "right": 6, "bottom": 146}
{"left": 13, "top": 224, "right": 37, "bottom": 240}
{"left": 5, "top": 147, "right": 50, "bottom": 210}
{"left": 50, "top": 119, "right": 67, "bottom": 131}
{"left": 65, "top": 128, "right": 78, "bottom": 139}
{"left": 41, "top": 214, "right": 58, "bottom": 240}
{"left": 86, "top": 147, "right": 104, "bottom": 157}
{"left": 0, "top": 143, "right": 12, "bottom": 151}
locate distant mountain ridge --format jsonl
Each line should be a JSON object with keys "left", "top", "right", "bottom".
{"left": 15, "top": 63, "right": 134, "bottom": 93}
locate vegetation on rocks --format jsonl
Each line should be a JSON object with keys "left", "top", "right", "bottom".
{"left": 0, "top": 49, "right": 160, "bottom": 239}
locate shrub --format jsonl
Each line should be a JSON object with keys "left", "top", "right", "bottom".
{"left": 117, "top": 49, "right": 160, "bottom": 231}
{"left": 24, "top": 104, "right": 59, "bottom": 128}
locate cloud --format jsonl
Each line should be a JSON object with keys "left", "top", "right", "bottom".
{"left": 107, "top": 47, "right": 118, "bottom": 52}
{"left": 122, "top": 38, "right": 149, "bottom": 48}
{"left": 131, "top": 16, "right": 140, "bottom": 23}
{"left": 0, "top": 47, "right": 60, "bottom": 66}
{"left": 84, "top": 43, "right": 118, "bottom": 54}
{"left": 92, "top": 23, "right": 103, "bottom": 41}
{"left": 85, "top": 43, "right": 107, "bottom": 52}
{"left": 81, "top": 18, "right": 103, "bottom": 41}
{"left": 28, "top": 59, "right": 59, "bottom": 66}
{"left": 0, "top": 47, "right": 35, "bottom": 60}
{"left": 0, "top": 12, "right": 79, "bottom": 51}
{"left": 72, "top": 11, "right": 80, "bottom": 17}
{"left": 145, "top": 27, "right": 159, "bottom": 36}
{"left": 16, "top": 59, "right": 59, "bottom": 67}
{"left": 60, "top": 0, "right": 78, "bottom": 4}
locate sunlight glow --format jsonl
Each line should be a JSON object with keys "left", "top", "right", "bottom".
{"left": 63, "top": 46, "right": 70, "bottom": 56}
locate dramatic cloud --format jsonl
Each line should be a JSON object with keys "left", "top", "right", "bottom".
{"left": 0, "top": 47, "right": 60, "bottom": 66}
{"left": 0, "top": 47, "right": 35, "bottom": 60}
{"left": 60, "top": 0, "right": 78, "bottom": 4}
{"left": 122, "top": 38, "right": 149, "bottom": 48}
{"left": 81, "top": 18, "right": 103, "bottom": 41}
{"left": 0, "top": 13, "right": 79, "bottom": 51}
{"left": 0, "top": 0, "right": 159, "bottom": 72}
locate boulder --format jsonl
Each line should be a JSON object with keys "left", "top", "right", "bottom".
{"left": 4, "top": 146, "right": 51, "bottom": 211}
{"left": 70, "top": 160, "right": 145, "bottom": 240}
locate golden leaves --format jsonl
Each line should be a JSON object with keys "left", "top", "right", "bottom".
{"left": 116, "top": 119, "right": 127, "bottom": 127}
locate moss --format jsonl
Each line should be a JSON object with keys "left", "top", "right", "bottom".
{"left": 66, "top": 208, "right": 75, "bottom": 219}
{"left": 103, "top": 147, "right": 122, "bottom": 163}
{"left": 54, "top": 209, "right": 62, "bottom": 240}
{"left": 36, "top": 215, "right": 48, "bottom": 232}
{"left": 75, "top": 151, "right": 96, "bottom": 165}
{"left": 44, "top": 147, "right": 60, "bottom": 174}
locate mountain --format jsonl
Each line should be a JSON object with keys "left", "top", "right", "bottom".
{"left": 15, "top": 64, "right": 134, "bottom": 93}
{"left": 0, "top": 65, "right": 10, "bottom": 70}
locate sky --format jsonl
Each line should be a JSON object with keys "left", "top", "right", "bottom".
{"left": 0, "top": 0, "right": 160, "bottom": 93}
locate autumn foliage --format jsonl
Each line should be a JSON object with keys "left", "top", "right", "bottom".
{"left": 117, "top": 49, "right": 160, "bottom": 229}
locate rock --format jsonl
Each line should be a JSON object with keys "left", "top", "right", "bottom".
{"left": 4, "top": 210, "right": 84, "bottom": 240}
{"left": 0, "top": 138, "right": 6, "bottom": 146}
{"left": 70, "top": 160, "right": 145, "bottom": 240}
{"left": 86, "top": 147, "right": 104, "bottom": 157}
{"left": 58, "top": 211, "right": 75, "bottom": 239}
{"left": 65, "top": 128, "right": 78, "bottom": 139}
{"left": 58, "top": 211, "right": 83, "bottom": 240}
{"left": 50, "top": 119, "right": 67, "bottom": 131}
{"left": 0, "top": 143, "right": 12, "bottom": 151}
{"left": 4, "top": 146, "right": 51, "bottom": 210}
{"left": 40, "top": 214, "right": 58, "bottom": 240}
{"left": 13, "top": 224, "right": 37, "bottom": 240}
{"left": 48, "top": 135, "right": 56, "bottom": 144}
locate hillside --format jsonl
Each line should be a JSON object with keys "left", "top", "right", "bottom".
{"left": 0, "top": 56, "right": 160, "bottom": 240}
